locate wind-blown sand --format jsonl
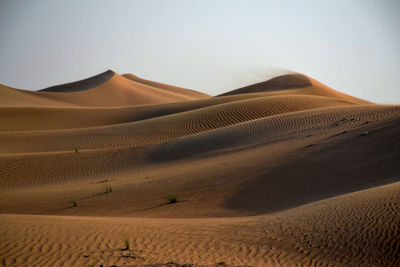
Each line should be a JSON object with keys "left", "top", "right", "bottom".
{"left": 0, "top": 71, "right": 399, "bottom": 266}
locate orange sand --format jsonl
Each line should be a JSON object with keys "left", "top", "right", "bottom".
{"left": 0, "top": 72, "right": 399, "bottom": 266}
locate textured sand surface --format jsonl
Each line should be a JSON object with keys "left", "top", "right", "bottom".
{"left": 0, "top": 71, "right": 399, "bottom": 266}
{"left": 1, "top": 183, "right": 399, "bottom": 266}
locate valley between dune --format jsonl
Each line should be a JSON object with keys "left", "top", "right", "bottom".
{"left": 0, "top": 71, "right": 399, "bottom": 266}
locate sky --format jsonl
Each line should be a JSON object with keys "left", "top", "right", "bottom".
{"left": 0, "top": 0, "right": 399, "bottom": 103}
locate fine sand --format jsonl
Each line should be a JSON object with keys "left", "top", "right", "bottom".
{"left": 0, "top": 71, "right": 399, "bottom": 266}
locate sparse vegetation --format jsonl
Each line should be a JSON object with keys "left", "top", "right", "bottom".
{"left": 75, "top": 147, "right": 78, "bottom": 153}
{"left": 69, "top": 198, "right": 78, "bottom": 207}
{"left": 167, "top": 193, "right": 178, "bottom": 204}
{"left": 105, "top": 184, "right": 113, "bottom": 193}
{"left": 124, "top": 238, "right": 130, "bottom": 250}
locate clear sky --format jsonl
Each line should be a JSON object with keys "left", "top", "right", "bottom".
{"left": 0, "top": 0, "right": 399, "bottom": 103}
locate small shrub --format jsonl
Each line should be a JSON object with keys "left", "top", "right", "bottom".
{"left": 167, "top": 193, "right": 177, "bottom": 204}
{"left": 75, "top": 147, "right": 78, "bottom": 153}
{"left": 105, "top": 184, "right": 112, "bottom": 193}
{"left": 70, "top": 198, "right": 78, "bottom": 207}
{"left": 124, "top": 238, "right": 130, "bottom": 250}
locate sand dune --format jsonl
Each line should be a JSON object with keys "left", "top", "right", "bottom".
{"left": 0, "top": 70, "right": 399, "bottom": 266}
{"left": 0, "top": 84, "right": 69, "bottom": 107}
{"left": 123, "top": 73, "right": 210, "bottom": 99}
{"left": 0, "top": 97, "right": 378, "bottom": 154}
{"left": 219, "top": 73, "right": 371, "bottom": 105}
{"left": 0, "top": 93, "right": 354, "bottom": 132}
{"left": 39, "top": 70, "right": 115, "bottom": 93}
{"left": 0, "top": 70, "right": 210, "bottom": 107}
{"left": 1, "top": 105, "right": 399, "bottom": 215}
{"left": 218, "top": 73, "right": 312, "bottom": 95}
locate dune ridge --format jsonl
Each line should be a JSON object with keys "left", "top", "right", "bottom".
{"left": 0, "top": 70, "right": 399, "bottom": 266}
{"left": 0, "top": 100, "right": 392, "bottom": 155}
{"left": 218, "top": 73, "right": 312, "bottom": 96}
{"left": 219, "top": 73, "right": 371, "bottom": 105}
{"left": 39, "top": 70, "right": 116, "bottom": 92}
{"left": 0, "top": 70, "right": 211, "bottom": 107}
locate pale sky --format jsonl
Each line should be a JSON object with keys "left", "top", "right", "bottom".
{"left": 0, "top": 0, "right": 399, "bottom": 103}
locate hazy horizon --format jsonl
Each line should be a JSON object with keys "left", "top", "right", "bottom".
{"left": 0, "top": 0, "right": 399, "bottom": 103}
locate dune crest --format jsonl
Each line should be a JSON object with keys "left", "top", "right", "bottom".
{"left": 218, "top": 73, "right": 312, "bottom": 96}
{"left": 0, "top": 70, "right": 211, "bottom": 107}
{"left": 39, "top": 70, "right": 115, "bottom": 93}
{"left": 219, "top": 73, "right": 371, "bottom": 105}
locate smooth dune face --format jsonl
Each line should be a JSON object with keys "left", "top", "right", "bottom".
{"left": 0, "top": 71, "right": 399, "bottom": 266}
{"left": 218, "top": 73, "right": 371, "bottom": 105}
{"left": 0, "top": 70, "right": 211, "bottom": 107}
{"left": 122, "top": 73, "right": 210, "bottom": 99}
{"left": 39, "top": 70, "right": 116, "bottom": 92}
{"left": 217, "top": 73, "right": 313, "bottom": 96}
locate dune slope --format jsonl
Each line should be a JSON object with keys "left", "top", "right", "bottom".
{"left": 218, "top": 73, "right": 312, "bottom": 96}
{"left": 0, "top": 70, "right": 211, "bottom": 107}
{"left": 219, "top": 73, "right": 371, "bottom": 105}
{"left": 123, "top": 73, "right": 210, "bottom": 99}
{"left": 39, "top": 70, "right": 115, "bottom": 92}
